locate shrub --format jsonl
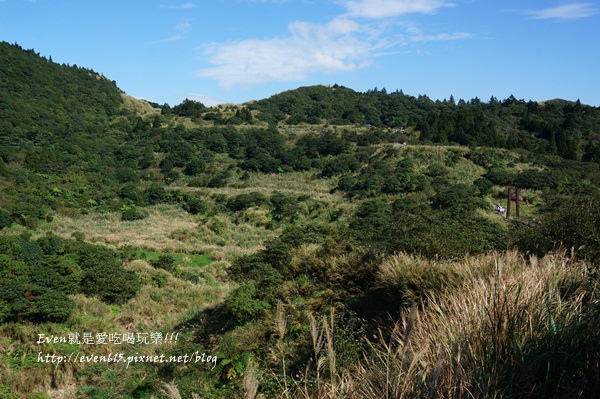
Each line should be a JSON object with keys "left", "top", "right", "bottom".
{"left": 20, "top": 239, "right": 44, "bottom": 264}
{"left": 143, "top": 183, "right": 167, "bottom": 205}
{"left": 0, "top": 279, "right": 30, "bottom": 320}
{"left": 230, "top": 254, "right": 283, "bottom": 299}
{"left": 151, "top": 272, "right": 168, "bottom": 288}
{"left": 121, "top": 207, "right": 149, "bottom": 221}
{"left": 32, "top": 289, "right": 75, "bottom": 322}
{"left": 76, "top": 243, "right": 140, "bottom": 303}
{"left": 226, "top": 192, "right": 269, "bottom": 212}
{"left": 207, "top": 169, "right": 231, "bottom": 188}
{"left": 150, "top": 255, "right": 177, "bottom": 272}
{"left": 32, "top": 255, "right": 83, "bottom": 294}
{"left": 226, "top": 284, "right": 270, "bottom": 322}
{"left": 163, "top": 169, "right": 180, "bottom": 184}
{"left": 118, "top": 183, "right": 141, "bottom": 203}
{"left": 36, "top": 233, "right": 66, "bottom": 255}
{"left": 0, "top": 255, "right": 29, "bottom": 283}
{"left": 473, "top": 177, "right": 493, "bottom": 196}
{"left": 0, "top": 208, "right": 13, "bottom": 230}
{"left": 114, "top": 167, "right": 139, "bottom": 183}
{"left": 432, "top": 183, "right": 479, "bottom": 212}
{"left": 184, "top": 197, "right": 208, "bottom": 215}
{"left": 82, "top": 263, "right": 140, "bottom": 304}
{"left": 183, "top": 159, "right": 206, "bottom": 176}
{"left": 270, "top": 192, "right": 299, "bottom": 221}
{"left": 71, "top": 231, "right": 86, "bottom": 243}
{"left": 516, "top": 193, "right": 600, "bottom": 265}
{"left": 0, "top": 235, "right": 22, "bottom": 257}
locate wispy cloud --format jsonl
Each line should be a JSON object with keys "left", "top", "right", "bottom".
{"left": 196, "top": 17, "right": 470, "bottom": 88}
{"left": 195, "top": 0, "right": 470, "bottom": 88}
{"left": 156, "top": 17, "right": 192, "bottom": 43}
{"left": 409, "top": 31, "right": 473, "bottom": 42}
{"left": 339, "top": 0, "right": 455, "bottom": 19}
{"left": 196, "top": 19, "right": 378, "bottom": 88}
{"left": 237, "top": 0, "right": 288, "bottom": 3}
{"left": 511, "top": 3, "right": 598, "bottom": 21}
{"left": 161, "top": 3, "right": 196, "bottom": 9}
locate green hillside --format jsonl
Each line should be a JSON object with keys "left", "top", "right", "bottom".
{"left": 249, "top": 84, "right": 600, "bottom": 161}
{"left": 1, "top": 42, "right": 599, "bottom": 399}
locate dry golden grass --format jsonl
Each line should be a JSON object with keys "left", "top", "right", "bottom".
{"left": 119, "top": 260, "right": 229, "bottom": 331}
{"left": 37, "top": 204, "right": 279, "bottom": 261}
{"left": 39, "top": 204, "right": 196, "bottom": 250}
{"left": 352, "top": 251, "right": 596, "bottom": 399}
{"left": 180, "top": 170, "right": 342, "bottom": 203}
{"left": 276, "top": 250, "right": 598, "bottom": 399}
{"left": 120, "top": 93, "right": 160, "bottom": 116}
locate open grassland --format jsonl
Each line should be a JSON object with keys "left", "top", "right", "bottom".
{"left": 35, "top": 204, "right": 280, "bottom": 261}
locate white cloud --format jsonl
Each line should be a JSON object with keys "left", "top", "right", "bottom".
{"left": 340, "top": 0, "right": 455, "bottom": 19}
{"left": 195, "top": 20, "right": 382, "bottom": 88}
{"left": 176, "top": 19, "right": 192, "bottom": 32}
{"left": 513, "top": 3, "right": 598, "bottom": 21}
{"left": 162, "top": 3, "right": 196, "bottom": 9}
{"left": 156, "top": 17, "right": 192, "bottom": 43}
{"left": 237, "top": 0, "right": 288, "bottom": 3}
{"left": 409, "top": 31, "right": 473, "bottom": 43}
{"left": 194, "top": 1, "right": 470, "bottom": 88}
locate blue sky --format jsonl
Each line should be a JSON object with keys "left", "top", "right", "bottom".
{"left": 1, "top": 0, "right": 599, "bottom": 106}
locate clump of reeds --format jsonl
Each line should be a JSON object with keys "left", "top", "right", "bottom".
{"left": 354, "top": 251, "right": 600, "bottom": 398}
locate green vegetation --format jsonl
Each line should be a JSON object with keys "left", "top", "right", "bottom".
{"left": 0, "top": 233, "right": 139, "bottom": 322}
{"left": 1, "top": 42, "right": 599, "bottom": 398}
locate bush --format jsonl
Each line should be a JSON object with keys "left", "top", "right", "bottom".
{"left": 516, "top": 193, "right": 600, "bottom": 265}
{"left": 0, "top": 279, "right": 30, "bottom": 320}
{"left": 150, "top": 255, "right": 177, "bottom": 272}
{"left": 183, "top": 159, "right": 206, "bottom": 176}
{"left": 225, "top": 284, "right": 270, "bottom": 322}
{"left": 226, "top": 192, "right": 269, "bottom": 212}
{"left": 37, "top": 233, "right": 66, "bottom": 255}
{"left": 184, "top": 197, "right": 208, "bottom": 215}
{"left": 0, "top": 235, "right": 22, "bottom": 257}
{"left": 82, "top": 263, "right": 140, "bottom": 304}
{"left": 76, "top": 243, "right": 140, "bottom": 303}
{"left": 119, "top": 183, "right": 141, "bottom": 203}
{"left": 163, "top": 169, "right": 180, "bottom": 184}
{"left": 151, "top": 272, "right": 168, "bottom": 288}
{"left": 32, "top": 255, "right": 83, "bottom": 294}
{"left": 71, "top": 231, "right": 86, "bottom": 243}
{"left": 473, "top": 177, "right": 493, "bottom": 196}
{"left": 143, "top": 183, "right": 167, "bottom": 205}
{"left": 0, "top": 208, "right": 13, "bottom": 230}
{"left": 0, "top": 255, "right": 29, "bottom": 283}
{"left": 32, "top": 289, "right": 75, "bottom": 322}
{"left": 270, "top": 192, "right": 299, "bottom": 221}
{"left": 121, "top": 207, "right": 149, "bottom": 221}
{"left": 432, "top": 183, "right": 479, "bottom": 212}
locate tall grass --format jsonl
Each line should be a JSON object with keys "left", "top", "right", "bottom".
{"left": 274, "top": 251, "right": 598, "bottom": 398}
{"left": 353, "top": 251, "right": 599, "bottom": 398}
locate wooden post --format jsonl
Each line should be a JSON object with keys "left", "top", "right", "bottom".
{"left": 506, "top": 187, "right": 511, "bottom": 219}
{"left": 515, "top": 187, "right": 520, "bottom": 219}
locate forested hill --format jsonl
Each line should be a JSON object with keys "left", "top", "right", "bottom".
{"left": 249, "top": 85, "right": 600, "bottom": 161}
{"left": 0, "top": 41, "right": 125, "bottom": 142}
